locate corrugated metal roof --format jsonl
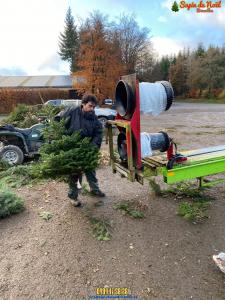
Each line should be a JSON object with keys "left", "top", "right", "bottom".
{"left": 0, "top": 75, "right": 72, "bottom": 88}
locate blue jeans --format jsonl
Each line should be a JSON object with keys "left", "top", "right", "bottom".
{"left": 68, "top": 170, "right": 99, "bottom": 199}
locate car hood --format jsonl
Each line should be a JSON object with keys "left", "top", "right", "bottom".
{"left": 94, "top": 107, "right": 117, "bottom": 116}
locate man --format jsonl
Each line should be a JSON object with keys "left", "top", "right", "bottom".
{"left": 55, "top": 94, "right": 105, "bottom": 207}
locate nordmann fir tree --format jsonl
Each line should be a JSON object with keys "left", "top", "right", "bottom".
{"left": 31, "top": 120, "right": 100, "bottom": 180}
{"left": 58, "top": 7, "right": 79, "bottom": 72}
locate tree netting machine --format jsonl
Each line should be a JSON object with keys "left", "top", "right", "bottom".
{"left": 107, "top": 74, "right": 225, "bottom": 188}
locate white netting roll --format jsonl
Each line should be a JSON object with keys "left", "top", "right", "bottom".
{"left": 139, "top": 82, "right": 167, "bottom": 116}
{"left": 140, "top": 132, "right": 170, "bottom": 158}
{"left": 141, "top": 132, "right": 152, "bottom": 158}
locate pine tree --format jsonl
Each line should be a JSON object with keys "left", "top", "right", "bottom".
{"left": 171, "top": 1, "right": 179, "bottom": 12}
{"left": 31, "top": 122, "right": 100, "bottom": 180}
{"left": 58, "top": 7, "right": 79, "bottom": 72}
{"left": 195, "top": 43, "right": 205, "bottom": 58}
{"left": 160, "top": 56, "right": 171, "bottom": 80}
{"left": 169, "top": 53, "right": 189, "bottom": 96}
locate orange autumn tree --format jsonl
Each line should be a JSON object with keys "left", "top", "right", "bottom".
{"left": 75, "top": 12, "right": 124, "bottom": 103}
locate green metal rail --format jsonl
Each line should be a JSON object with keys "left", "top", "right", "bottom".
{"left": 108, "top": 121, "right": 225, "bottom": 187}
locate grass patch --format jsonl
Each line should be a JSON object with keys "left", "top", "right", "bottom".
{"left": 81, "top": 182, "right": 90, "bottom": 195}
{"left": 215, "top": 130, "right": 225, "bottom": 135}
{"left": 162, "top": 182, "right": 213, "bottom": 222}
{"left": 147, "top": 177, "right": 214, "bottom": 202}
{"left": 0, "top": 184, "right": 25, "bottom": 219}
{"left": 146, "top": 180, "right": 213, "bottom": 221}
{"left": 90, "top": 217, "right": 112, "bottom": 241}
{"left": 114, "top": 200, "right": 145, "bottom": 219}
{"left": 39, "top": 211, "right": 53, "bottom": 221}
{"left": 0, "top": 159, "right": 11, "bottom": 172}
{"left": 197, "top": 125, "right": 219, "bottom": 129}
{"left": 195, "top": 131, "right": 214, "bottom": 136}
{"left": 178, "top": 201, "right": 210, "bottom": 221}
{"left": 0, "top": 164, "right": 43, "bottom": 188}
{"left": 164, "top": 182, "right": 214, "bottom": 201}
{"left": 176, "top": 98, "right": 225, "bottom": 104}
{"left": 83, "top": 200, "right": 113, "bottom": 241}
{"left": 178, "top": 130, "right": 214, "bottom": 136}
{"left": 147, "top": 178, "right": 163, "bottom": 196}
{"left": 166, "top": 127, "right": 177, "bottom": 132}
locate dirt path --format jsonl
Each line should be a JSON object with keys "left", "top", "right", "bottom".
{"left": 1, "top": 102, "right": 225, "bottom": 300}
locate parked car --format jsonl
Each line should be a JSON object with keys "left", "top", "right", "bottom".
{"left": 104, "top": 98, "right": 113, "bottom": 105}
{"left": 44, "top": 99, "right": 82, "bottom": 107}
{"left": 44, "top": 99, "right": 63, "bottom": 106}
{"left": 95, "top": 106, "right": 117, "bottom": 126}
{"left": 44, "top": 99, "right": 117, "bottom": 126}
{"left": 62, "top": 99, "right": 82, "bottom": 107}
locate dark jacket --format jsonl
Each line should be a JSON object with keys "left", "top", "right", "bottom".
{"left": 55, "top": 106, "right": 103, "bottom": 149}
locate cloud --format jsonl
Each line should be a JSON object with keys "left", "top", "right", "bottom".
{"left": 0, "top": 0, "right": 69, "bottom": 75}
{"left": 0, "top": 0, "right": 224, "bottom": 75}
{"left": 161, "top": 0, "right": 174, "bottom": 10}
{"left": 152, "top": 36, "right": 184, "bottom": 57}
{"left": 180, "top": 6, "right": 225, "bottom": 28}
{"left": 38, "top": 53, "right": 69, "bottom": 75}
{"left": 216, "top": 7, "right": 225, "bottom": 26}
{"left": 0, "top": 67, "right": 27, "bottom": 76}
{"left": 157, "top": 16, "right": 167, "bottom": 22}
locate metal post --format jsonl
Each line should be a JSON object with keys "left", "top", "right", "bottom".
{"left": 108, "top": 124, "right": 115, "bottom": 171}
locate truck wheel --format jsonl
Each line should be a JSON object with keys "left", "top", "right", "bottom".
{"left": 98, "top": 117, "right": 108, "bottom": 127}
{"left": 0, "top": 145, "right": 24, "bottom": 165}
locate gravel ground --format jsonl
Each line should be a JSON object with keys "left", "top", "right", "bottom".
{"left": 0, "top": 102, "right": 225, "bottom": 300}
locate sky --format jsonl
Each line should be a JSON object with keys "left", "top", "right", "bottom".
{"left": 0, "top": 0, "right": 224, "bottom": 76}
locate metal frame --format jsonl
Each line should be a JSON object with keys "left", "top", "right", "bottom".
{"left": 108, "top": 73, "right": 225, "bottom": 188}
{"left": 108, "top": 120, "right": 144, "bottom": 184}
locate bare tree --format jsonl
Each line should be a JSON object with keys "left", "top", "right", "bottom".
{"left": 135, "top": 43, "right": 154, "bottom": 81}
{"left": 113, "top": 14, "right": 151, "bottom": 74}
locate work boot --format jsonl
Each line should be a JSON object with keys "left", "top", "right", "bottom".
{"left": 90, "top": 189, "right": 105, "bottom": 197}
{"left": 68, "top": 189, "right": 78, "bottom": 199}
{"left": 70, "top": 199, "right": 82, "bottom": 207}
{"left": 68, "top": 189, "right": 82, "bottom": 207}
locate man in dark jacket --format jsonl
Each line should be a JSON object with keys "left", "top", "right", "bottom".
{"left": 56, "top": 94, "right": 105, "bottom": 207}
